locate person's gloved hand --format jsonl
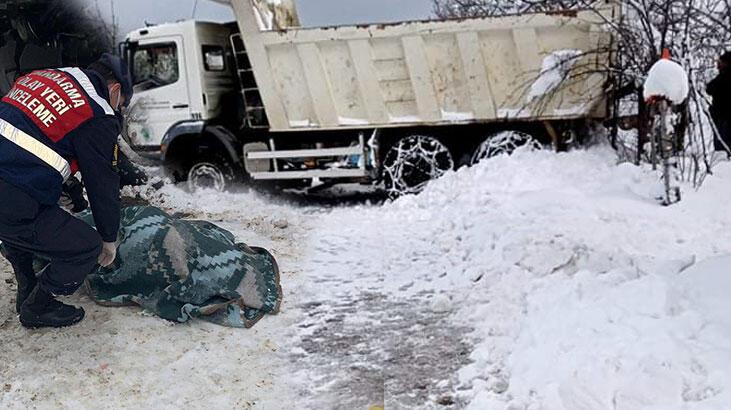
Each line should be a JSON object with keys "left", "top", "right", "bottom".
{"left": 58, "top": 193, "right": 74, "bottom": 210}
{"left": 98, "top": 241, "right": 117, "bottom": 267}
{"left": 61, "top": 176, "right": 88, "bottom": 213}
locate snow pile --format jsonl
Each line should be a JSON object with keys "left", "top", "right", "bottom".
{"left": 373, "top": 146, "right": 731, "bottom": 409}
{"left": 643, "top": 58, "right": 690, "bottom": 104}
{"left": 369, "top": 149, "right": 646, "bottom": 301}
{"left": 490, "top": 259, "right": 731, "bottom": 409}
{"left": 527, "top": 49, "right": 583, "bottom": 103}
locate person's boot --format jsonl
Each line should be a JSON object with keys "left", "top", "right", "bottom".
{"left": 1, "top": 245, "right": 38, "bottom": 314}
{"left": 19, "top": 285, "right": 85, "bottom": 328}
{"left": 14, "top": 268, "right": 38, "bottom": 314}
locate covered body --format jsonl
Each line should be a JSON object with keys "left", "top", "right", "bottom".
{"left": 82, "top": 206, "right": 282, "bottom": 328}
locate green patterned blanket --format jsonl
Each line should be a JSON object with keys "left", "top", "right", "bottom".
{"left": 80, "top": 206, "right": 282, "bottom": 328}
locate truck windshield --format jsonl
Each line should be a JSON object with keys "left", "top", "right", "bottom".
{"left": 131, "top": 42, "right": 179, "bottom": 91}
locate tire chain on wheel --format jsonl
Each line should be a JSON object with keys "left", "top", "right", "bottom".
{"left": 471, "top": 130, "right": 542, "bottom": 165}
{"left": 383, "top": 135, "right": 454, "bottom": 198}
{"left": 187, "top": 158, "right": 235, "bottom": 192}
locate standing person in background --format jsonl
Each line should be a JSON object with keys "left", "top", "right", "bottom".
{"left": 708, "top": 51, "right": 731, "bottom": 153}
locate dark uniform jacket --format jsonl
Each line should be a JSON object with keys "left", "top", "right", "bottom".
{"left": 0, "top": 68, "right": 121, "bottom": 242}
{"left": 708, "top": 69, "right": 731, "bottom": 121}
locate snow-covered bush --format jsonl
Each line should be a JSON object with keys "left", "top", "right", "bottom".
{"left": 432, "top": 0, "right": 584, "bottom": 18}
{"left": 643, "top": 58, "right": 689, "bottom": 105}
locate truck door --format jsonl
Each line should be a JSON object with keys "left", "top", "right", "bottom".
{"left": 126, "top": 36, "right": 191, "bottom": 152}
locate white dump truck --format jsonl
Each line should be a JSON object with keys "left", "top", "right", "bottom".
{"left": 123, "top": 0, "right": 619, "bottom": 195}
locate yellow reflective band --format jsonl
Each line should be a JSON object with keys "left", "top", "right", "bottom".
{"left": 0, "top": 119, "right": 71, "bottom": 180}
{"left": 112, "top": 143, "right": 119, "bottom": 168}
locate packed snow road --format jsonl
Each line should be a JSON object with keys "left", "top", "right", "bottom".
{"left": 2, "top": 145, "right": 731, "bottom": 409}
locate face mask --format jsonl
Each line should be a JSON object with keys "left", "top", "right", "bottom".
{"left": 113, "top": 87, "right": 122, "bottom": 110}
{"left": 112, "top": 88, "right": 126, "bottom": 118}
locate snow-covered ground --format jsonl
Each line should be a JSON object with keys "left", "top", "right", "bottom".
{"left": 2, "top": 145, "right": 731, "bottom": 409}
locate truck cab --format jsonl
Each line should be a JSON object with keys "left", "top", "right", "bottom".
{"left": 124, "top": 21, "right": 236, "bottom": 160}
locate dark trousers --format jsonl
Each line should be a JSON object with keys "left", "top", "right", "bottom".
{"left": 0, "top": 179, "right": 101, "bottom": 295}
{"left": 714, "top": 117, "right": 731, "bottom": 153}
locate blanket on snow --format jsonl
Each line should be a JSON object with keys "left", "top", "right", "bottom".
{"left": 80, "top": 206, "right": 282, "bottom": 328}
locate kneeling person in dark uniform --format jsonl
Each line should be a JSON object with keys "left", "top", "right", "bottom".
{"left": 0, "top": 54, "right": 133, "bottom": 328}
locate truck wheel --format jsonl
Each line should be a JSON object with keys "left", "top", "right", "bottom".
{"left": 186, "top": 157, "right": 235, "bottom": 192}
{"left": 383, "top": 135, "right": 454, "bottom": 198}
{"left": 471, "top": 130, "right": 542, "bottom": 165}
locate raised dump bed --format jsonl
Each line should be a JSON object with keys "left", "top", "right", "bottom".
{"left": 226, "top": 0, "right": 617, "bottom": 132}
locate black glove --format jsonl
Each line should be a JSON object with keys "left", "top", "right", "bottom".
{"left": 118, "top": 149, "right": 150, "bottom": 188}
{"left": 62, "top": 176, "right": 89, "bottom": 213}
